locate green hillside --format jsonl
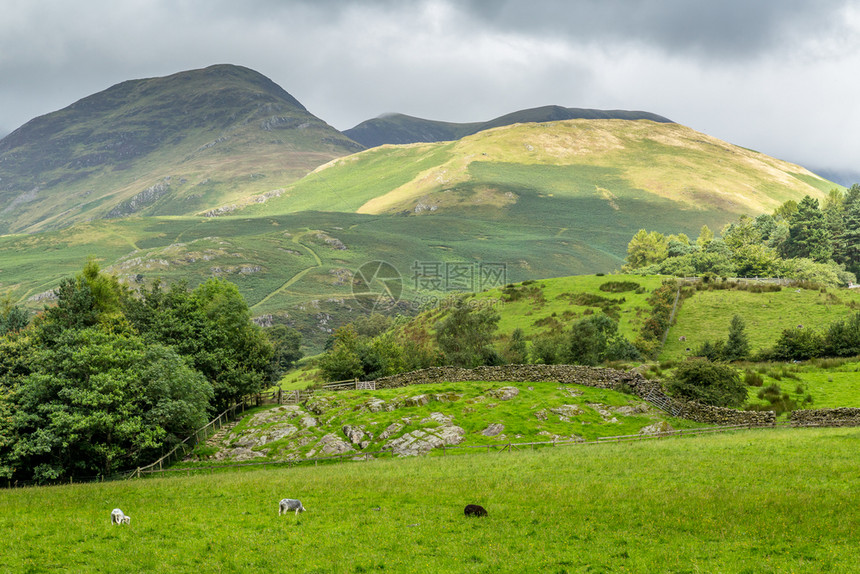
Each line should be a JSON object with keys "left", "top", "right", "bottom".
{"left": 0, "top": 64, "right": 361, "bottom": 234}
{"left": 240, "top": 119, "right": 835, "bottom": 221}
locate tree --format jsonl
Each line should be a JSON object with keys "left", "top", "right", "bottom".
{"left": 125, "top": 278, "right": 274, "bottom": 410}
{"left": 624, "top": 229, "right": 669, "bottom": 270}
{"left": 696, "top": 225, "right": 714, "bottom": 248}
{"left": 502, "top": 328, "right": 529, "bottom": 364}
{"left": 266, "top": 325, "right": 303, "bottom": 382}
{"left": 773, "top": 199, "right": 798, "bottom": 222}
{"left": 836, "top": 195, "right": 860, "bottom": 276}
{"left": 436, "top": 302, "right": 500, "bottom": 367}
{"left": 780, "top": 196, "right": 832, "bottom": 262}
{"left": 0, "top": 298, "right": 29, "bottom": 336}
{"left": 10, "top": 327, "right": 211, "bottom": 481}
{"left": 722, "top": 315, "right": 750, "bottom": 361}
{"left": 666, "top": 359, "right": 746, "bottom": 408}
{"left": 823, "top": 312, "right": 860, "bottom": 358}
{"left": 767, "top": 326, "right": 824, "bottom": 361}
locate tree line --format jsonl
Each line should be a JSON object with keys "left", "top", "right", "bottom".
{"left": 623, "top": 185, "right": 860, "bottom": 286}
{"left": 0, "top": 261, "right": 301, "bottom": 483}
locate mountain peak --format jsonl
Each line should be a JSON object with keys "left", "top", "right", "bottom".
{"left": 344, "top": 105, "right": 673, "bottom": 148}
{"left": 0, "top": 64, "right": 360, "bottom": 234}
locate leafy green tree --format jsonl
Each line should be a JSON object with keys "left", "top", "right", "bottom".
{"left": 436, "top": 302, "right": 500, "bottom": 367}
{"left": 773, "top": 199, "right": 799, "bottom": 222}
{"left": 696, "top": 225, "right": 714, "bottom": 248}
{"left": 780, "top": 196, "right": 832, "bottom": 262}
{"left": 722, "top": 215, "right": 762, "bottom": 251}
{"left": 502, "top": 328, "right": 529, "bottom": 364}
{"left": 823, "top": 312, "right": 860, "bottom": 357}
{"left": 125, "top": 279, "right": 273, "bottom": 410}
{"left": 0, "top": 298, "right": 29, "bottom": 336}
{"left": 266, "top": 325, "right": 303, "bottom": 382}
{"left": 836, "top": 194, "right": 860, "bottom": 276}
{"left": 10, "top": 327, "right": 211, "bottom": 481}
{"left": 666, "top": 359, "right": 746, "bottom": 408}
{"left": 317, "top": 326, "right": 364, "bottom": 381}
{"left": 767, "top": 326, "right": 824, "bottom": 361}
{"left": 624, "top": 229, "right": 669, "bottom": 270}
{"left": 722, "top": 315, "right": 750, "bottom": 361}
{"left": 529, "top": 331, "right": 566, "bottom": 365}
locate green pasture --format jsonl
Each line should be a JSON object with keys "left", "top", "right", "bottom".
{"left": 662, "top": 286, "right": 860, "bottom": 361}
{"left": 1, "top": 427, "right": 857, "bottom": 573}
{"left": 743, "top": 359, "right": 860, "bottom": 410}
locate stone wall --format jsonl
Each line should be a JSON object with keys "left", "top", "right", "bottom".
{"left": 371, "top": 365, "right": 776, "bottom": 427}
{"left": 790, "top": 407, "right": 860, "bottom": 427}
{"left": 676, "top": 402, "right": 776, "bottom": 426}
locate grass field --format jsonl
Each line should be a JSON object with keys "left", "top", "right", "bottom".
{"left": 662, "top": 285, "right": 860, "bottom": 361}
{"left": 1, "top": 427, "right": 857, "bottom": 573}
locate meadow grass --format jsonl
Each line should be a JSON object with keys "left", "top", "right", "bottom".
{"left": 1, "top": 427, "right": 857, "bottom": 573}
{"left": 743, "top": 359, "right": 860, "bottom": 409}
{"left": 662, "top": 286, "right": 856, "bottom": 361}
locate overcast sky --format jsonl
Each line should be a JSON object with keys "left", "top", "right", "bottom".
{"left": 1, "top": 0, "right": 858, "bottom": 175}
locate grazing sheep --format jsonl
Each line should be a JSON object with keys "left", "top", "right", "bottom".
{"left": 111, "top": 508, "right": 131, "bottom": 525}
{"left": 464, "top": 504, "right": 487, "bottom": 517}
{"left": 279, "top": 498, "right": 306, "bottom": 516}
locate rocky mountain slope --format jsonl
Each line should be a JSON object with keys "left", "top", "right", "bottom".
{"left": 0, "top": 64, "right": 362, "bottom": 234}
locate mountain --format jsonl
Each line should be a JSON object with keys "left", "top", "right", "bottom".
{"left": 239, "top": 118, "right": 833, "bottom": 220}
{"left": 343, "top": 105, "right": 672, "bottom": 148}
{"left": 811, "top": 168, "right": 860, "bottom": 188}
{"left": 0, "top": 64, "right": 362, "bottom": 234}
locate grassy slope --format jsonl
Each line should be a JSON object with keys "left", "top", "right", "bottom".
{"left": 183, "top": 381, "right": 702, "bottom": 465}
{"left": 2, "top": 427, "right": 858, "bottom": 573}
{"left": 662, "top": 285, "right": 860, "bottom": 361}
{"left": 245, "top": 119, "right": 835, "bottom": 220}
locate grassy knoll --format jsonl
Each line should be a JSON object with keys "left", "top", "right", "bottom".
{"left": 662, "top": 285, "right": 860, "bottom": 361}
{"left": 182, "top": 381, "right": 702, "bottom": 465}
{"left": 1, "top": 427, "right": 857, "bottom": 573}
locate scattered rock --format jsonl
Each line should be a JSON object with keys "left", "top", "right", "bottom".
{"left": 405, "top": 394, "right": 430, "bottom": 407}
{"left": 487, "top": 386, "right": 519, "bottom": 401}
{"left": 550, "top": 405, "right": 583, "bottom": 418}
{"left": 342, "top": 425, "right": 367, "bottom": 445}
{"left": 482, "top": 423, "right": 505, "bottom": 437}
{"left": 316, "top": 433, "right": 355, "bottom": 455}
{"left": 639, "top": 421, "right": 674, "bottom": 435}
{"left": 534, "top": 409, "right": 548, "bottom": 421}
{"left": 378, "top": 422, "right": 404, "bottom": 441}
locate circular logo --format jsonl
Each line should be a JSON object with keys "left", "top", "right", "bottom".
{"left": 352, "top": 260, "right": 402, "bottom": 311}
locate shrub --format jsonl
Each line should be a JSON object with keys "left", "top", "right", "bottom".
{"left": 666, "top": 359, "right": 746, "bottom": 408}
{"left": 598, "top": 280, "right": 640, "bottom": 293}
{"left": 769, "top": 327, "right": 824, "bottom": 361}
{"left": 744, "top": 370, "right": 764, "bottom": 387}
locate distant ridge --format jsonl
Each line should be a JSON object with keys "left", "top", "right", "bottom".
{"left": 344, "top": 105, "right": 673, "bottom": 148}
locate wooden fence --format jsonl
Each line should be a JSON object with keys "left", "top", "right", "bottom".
{"left": 132, "top": 421, "right": 792, "bottom": 478}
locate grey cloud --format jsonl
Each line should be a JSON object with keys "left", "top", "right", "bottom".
{"left": 458, "top": 0, "right": 853, "bottom": 59}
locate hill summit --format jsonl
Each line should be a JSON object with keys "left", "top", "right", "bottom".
{"left": 343, "top": 105, "right": 673, "bottom": 148}
{"left": 0, "top": 64, "right": 362, "bottom": 234}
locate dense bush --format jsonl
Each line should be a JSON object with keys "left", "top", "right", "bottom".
{"left": 666, "top": 359, "right": 746, "bottom": 408}
{"left": 0, "top": 262, "right": 275, "bottom": 482}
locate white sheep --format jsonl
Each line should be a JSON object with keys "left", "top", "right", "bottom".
{"left": 111, "top": 508, "right": 131, "bottom": 525}
{"left": 278, "top": 498, "right": 306, "bottom": 516}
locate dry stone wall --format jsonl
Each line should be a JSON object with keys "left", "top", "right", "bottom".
{"left": 371, "top": 365, "right": 776, "bottom": 427}
{"left": 790, "top": 408, "right": 860, "bottom": 427}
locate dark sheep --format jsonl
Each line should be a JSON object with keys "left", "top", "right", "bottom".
{"left": 464, "top": 504, "right": 487, "bottom": 517}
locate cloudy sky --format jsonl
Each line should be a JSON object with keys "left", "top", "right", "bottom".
{"left": 1, "top": 0, "right": 858, "bottom": 176}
